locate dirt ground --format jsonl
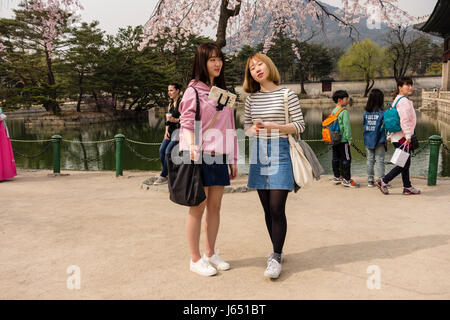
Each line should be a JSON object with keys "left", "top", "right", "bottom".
{"left": 1, "top": 170, "right": 450, "bottom": 300}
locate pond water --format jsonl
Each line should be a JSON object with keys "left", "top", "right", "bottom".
{"left": 7, "top": 102, "right": 450, "bottom": 177}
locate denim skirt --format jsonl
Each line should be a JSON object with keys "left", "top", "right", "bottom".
{"left": 248, "top": 138, "right": 295, "bottom": 191}
{"left": 201, "top": 154, "right": 230, "bottom": 187}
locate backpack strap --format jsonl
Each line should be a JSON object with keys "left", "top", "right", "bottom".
{"left": 392, "top": 96, "right": 407, "bottom": 109}
{"left": 334, "top": 107, "right": 345, "bottom": 117}
{"left": 322, "top": 107, "right": 344, "bottom": 127}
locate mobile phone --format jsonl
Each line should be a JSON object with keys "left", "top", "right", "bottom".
{"left": 208, "top": 86, "right": 237, "bottom": 108}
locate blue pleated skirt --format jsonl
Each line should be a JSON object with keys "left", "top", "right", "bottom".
{"left": 201, "top": 154, "right": 230, "bottom": 187}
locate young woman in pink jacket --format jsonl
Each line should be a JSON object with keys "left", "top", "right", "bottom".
{"left": 178, "top": 43, "right": 238, "bottom": 277}
{"left": 376, "top": 77, "right": 420, "bottom": 195}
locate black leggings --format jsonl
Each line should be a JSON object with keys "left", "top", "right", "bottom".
{"left": 257, "top": 190, "right": 289, "bottom": 254}
{"left": 383, "top": 142, "right": 412, "bottom": 188}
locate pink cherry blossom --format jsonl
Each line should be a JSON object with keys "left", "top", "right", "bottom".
{"left": 141, "top": 0, "right": 413, "bottom": 54}
{"left": 27, "top": 0, "right": 84, "bottom": 53}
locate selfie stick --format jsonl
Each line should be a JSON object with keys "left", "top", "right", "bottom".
{"left": 217, "top": 93, "right": 230, "bottom": 111}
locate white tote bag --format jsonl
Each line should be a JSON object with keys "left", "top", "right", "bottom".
{"left": 283, "top": 90, "right": 313, "bottom": 188}
{"left": 390, "top": 143, "right": 410, "bottom": 168}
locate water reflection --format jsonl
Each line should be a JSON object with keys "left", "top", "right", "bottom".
{"left": 7, "top": 102, "right": 450, "bottom": 177}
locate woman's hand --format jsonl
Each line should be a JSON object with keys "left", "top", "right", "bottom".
{"left": 164, "top": 130, "right": 170, "bottom": 141}
{"left": 246, "top": 120, "right": 265, "bottom": 136}
{"left": 229, "top": 164, "right": 238, "bottom": 180}
{"left": 245, "top": 123, "right": 261, "bottom": 137}
{"left": 259, "top": 121, "right": 280, "bottom": 134}
{"left": 190, "top": 144, "right": 200, "bottom": 161}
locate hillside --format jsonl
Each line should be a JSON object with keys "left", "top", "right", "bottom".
{"left": 231, "top": 2, "right": 441, "bottom": 50}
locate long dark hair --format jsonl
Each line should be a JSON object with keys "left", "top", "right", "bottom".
{"left": 392, "top": 77, "right": 414, "bottom": 99}
{"left": 169, "top": 83, "right": 182, "bottom": 108}
{"left": 169, "top": 83, "right": 182, "bottom": 91}
{"left": 191, "top": 43, "right": 227, "bottom": 90}
{"left": 366, "top": 89, "right": 384, "bottom": 112}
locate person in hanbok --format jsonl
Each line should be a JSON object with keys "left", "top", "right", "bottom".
{"left": 0, "top": 108, "right": 17, "bottom": 181}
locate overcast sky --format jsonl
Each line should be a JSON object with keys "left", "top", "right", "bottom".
{"left": 0, "top": 0, "right": 439, "bottom": 35}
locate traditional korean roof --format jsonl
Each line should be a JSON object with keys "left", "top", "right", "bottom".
{"left": 414, "top": 0, "right": 450, "bottom": 38}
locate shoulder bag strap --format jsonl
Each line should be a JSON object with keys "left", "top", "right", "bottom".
{"left": 283, "top": 89, "right": 290, "bottom": 125}
{"left": 283, "top": 88, "right": 300, "bottom": 141}
{"left": 191, "top": 87, "right": 219, "bottom": 147}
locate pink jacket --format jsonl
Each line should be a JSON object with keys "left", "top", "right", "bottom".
{"left": 389, "top": 95, "right": 417, "bottom": 143}
{"left": 179, "top": 80, "right": 238, "bottom": 164}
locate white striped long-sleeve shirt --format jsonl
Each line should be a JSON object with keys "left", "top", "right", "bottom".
{"left": 244, "top": 88, "right": 305, "bottom": 138}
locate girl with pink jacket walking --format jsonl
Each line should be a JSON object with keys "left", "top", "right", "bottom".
{"left": 178, "top": 43, "right": 238, "bottom": 277}
{"left": 376, "top": 77, "right": 420, "bottom": 195}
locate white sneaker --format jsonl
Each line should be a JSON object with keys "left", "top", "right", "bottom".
{"left": 203, "top": 251, "right": 230, "bottom": 271}
{"left": 190, "top": 258, "right": 217, "bottom": 277}
{"left": 264, "top": 259, "right": 282, "bottom": 279}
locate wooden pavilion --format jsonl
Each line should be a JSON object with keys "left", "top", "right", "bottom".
{"left": 415, "top": 0, "right": 450, "bottom": 90}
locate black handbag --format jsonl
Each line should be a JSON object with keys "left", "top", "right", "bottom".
{"left": 411, "top": 133, "right": 419, "bottom": 150}
{"left": 166, "top": 87, "right": 206, "bottom": 207}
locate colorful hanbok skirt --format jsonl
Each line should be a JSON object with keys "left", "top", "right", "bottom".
{"left": 0, "top": 121, "right": 17, "bottom": 181}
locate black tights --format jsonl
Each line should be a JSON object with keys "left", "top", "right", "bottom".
{"left": 257, "top": 190, "right": 289, "bottom": 254}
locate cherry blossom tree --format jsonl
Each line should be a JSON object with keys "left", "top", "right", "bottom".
{"left": 2, "top": 0, "right": 84, "bottom": 113}
{"left": 27, "top": 0, "right": 84, "bottom": 53}
{"left": 141, "top": 0, "right": 413, "bottom": 53}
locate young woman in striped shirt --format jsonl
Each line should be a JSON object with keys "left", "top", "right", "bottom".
{"left": 243, "top": 53, "right": 305, "bottom": 279}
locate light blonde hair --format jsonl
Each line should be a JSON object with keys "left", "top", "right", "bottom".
{"left": 243, "top": 53, "right": 281, "bottom": 93}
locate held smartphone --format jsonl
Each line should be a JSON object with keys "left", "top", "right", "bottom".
{"left": 208, "top": 86, "right": 237, "bottom": 108}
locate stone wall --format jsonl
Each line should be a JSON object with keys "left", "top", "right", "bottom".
{"left": 234, "top": 96, "right": 422, "bottom": 111}
{"left": 421, "top": 90, "right": 450, "bottom": 113}
{"left": 5, "top": 102, "right": 147, "bottom": 127}
{"left": 147, "top": 107, "right": 167, "bottom": 127}
{"left": 235, "top": 76, "right": 442, "bottom": 100}
{"left": 421, "top": 90, "right": 450, "bottom": 140}
{"left": 5, "top": 102, "right": 98, "bottom": 119}
{"left": 23, "top": 110, "right": 147, "bottom": 127}
{"left": 5, "top": 106, "right": 47, "bottom": 118}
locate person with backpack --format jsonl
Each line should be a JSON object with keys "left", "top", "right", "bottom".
{"left": 363, "top": 89, "right": 388, "bottom": 188}
{"left": 244, "top": 53, "right": 305, "bottom": 279}
{"left": 376, "top": 77, "right": 420, "bottom": 195}
{"left": 327, "top": 90, "right": 360, "bottom": 188}
{"left": 178, "top": 43, "right": 238, "bottom": 277}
